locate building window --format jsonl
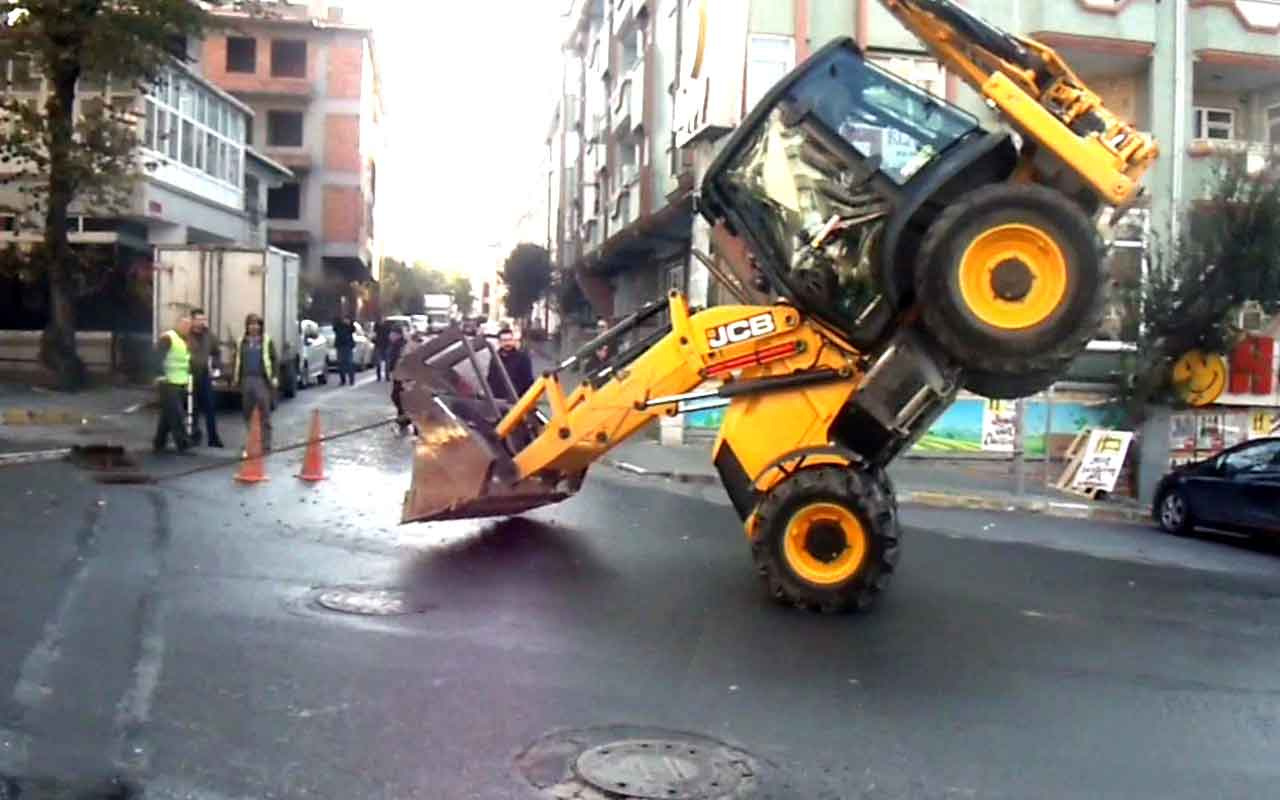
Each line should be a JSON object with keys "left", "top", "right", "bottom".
{"left": 270, "top": 40, "right": 307, "bottom": 78}
{"left": 226, "top": 37, "right": 256, "bottom": 73}
{"left": 266, "top": 110, "right": 304, "bottom": 147}
{"left": 1267, "top": 105, "right": 1280, "bottom": 146}
{"left": 143, "top": 66, "right": 247, "bottom": 188}
{"left": 1193, "top": 107, "right": 1235, "bottom": 141}
{"left": 267, "top": 182, "right": 302, "bottom": 219}
{"left": 746, "top": 34, "right": 794, "bottom": 112}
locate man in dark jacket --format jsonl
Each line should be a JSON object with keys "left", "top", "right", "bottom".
{"left": 187, "top": 308, "right": 224, "bottom": 448}
{"left": 487, "top": 328, "right": 535, "bottom": 401}
{"left": 333, "top": 315, "right": 357, "bottom": 386}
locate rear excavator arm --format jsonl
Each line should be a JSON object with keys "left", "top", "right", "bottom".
{"left": 880, "top": 0, "right": 1157, "bottom": 206}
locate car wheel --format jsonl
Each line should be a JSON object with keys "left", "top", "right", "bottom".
{"left": 1156, "top": 487, "right": 1194, "bottom": 536}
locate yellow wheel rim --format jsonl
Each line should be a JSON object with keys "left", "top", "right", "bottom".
{"left": 957, "top": 223, "right": 1069, "bottom": 331}
{"left": 782, "top": 502, "right": 868, "bottom": 586}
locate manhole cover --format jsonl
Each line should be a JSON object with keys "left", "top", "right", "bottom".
{"left": 575, "top": 738, "right": 753, "bottom": 799}
{"left": 313, "top": 587, "right": 425, "bottom": 616}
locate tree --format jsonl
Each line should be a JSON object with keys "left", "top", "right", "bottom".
{"left": 449, "top": 274, "right": 474, "bottom": 316}
{"left": 379, "top": 256, "right": 473, "bottom": 316}
{"left": 1122, "top": 155, "right": 1280, "bottom": 415}
{"left": 501, "top": 243, "right": 552, "bottom": 319}
{"left": 0, "top": 1, "right": 249, "bottom": 389}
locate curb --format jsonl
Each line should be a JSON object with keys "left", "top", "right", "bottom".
{"left": 606, "top": 461, "right": 1149, "bottom": 524}
{"left": 1, "top": 409, "right": 95, "bottom": 426}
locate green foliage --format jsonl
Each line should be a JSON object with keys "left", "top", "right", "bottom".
{"left": 0, "top": 1, "right": 257, "bottom": 388}
{"left": 448, "top": 274, "right": 474, "bottom": 316}
{"left": 554, "top": 268, "right": 590, "bottom": 321}
{"left": 501, "top": 242, "right": 552, "bottom": 318}
{"left": 1121, "top": 154, "right": 1280, "bottom": 416}
{"left": 379, "top": 256, "right": 473, "bottom": 316}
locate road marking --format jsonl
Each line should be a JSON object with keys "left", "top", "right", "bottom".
{"left": 114, "top": 490, "right": 172, "bottom": 771}
{"left": 0, "top": 448, "right": 71, "bottom": 467}
{"left": 10, "top": 502, "right": 103, "bottom": 714}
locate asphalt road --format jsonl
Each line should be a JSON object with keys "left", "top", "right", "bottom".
{"left": 2, "top": 379, "right": 1280, "bottom": 799}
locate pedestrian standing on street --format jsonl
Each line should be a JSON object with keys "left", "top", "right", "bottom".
{"left": 387, "top": 325, "right": 417, "bottom": 434}
{"left": 373, "top": 318, "right": 390, "bottom": 382}
{"left": 153, "top": 313, "right": 194, "bottom": 454}
{"left": 487, "top": 327, "right": 535, "bottom": 401}
{"left": 333, "top": 315, "right": 356, "bottom": 386}
{"left": 187, "top": 308, "right": 224, "bottom": 448}
{"left": 235, "top": 313, "right": 279, "bottom": 454}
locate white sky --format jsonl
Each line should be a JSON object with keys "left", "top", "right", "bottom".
{"left": 353, "top": 1, "right": 569, "bottom": 278}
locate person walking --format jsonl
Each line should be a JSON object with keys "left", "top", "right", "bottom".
{"left": 234, "top": 313, "right": 279, "bottom": 454}
{"left": 187, "top": 308, "right": 224, "bottom": 448}
{"left": 487, "top": 327, "right": 535, "bottom": 401}
{"left": 153, "top": 313, "right": 194, "bottom": 454}
{"left": 373, "top": 318, "right": 390, "bottom": 382}
{"left": 387, "top": 325, "right": 414, "bottom": 433}
{"left": 333, "top": 315, "right": 357, "bottom": 386}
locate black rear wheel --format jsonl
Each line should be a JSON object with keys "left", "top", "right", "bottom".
{"left": 1155, "top": 486, "right": 1194, "bottom": 536}
{"left": 750, "top": 466, "right": 898, "bottom": 613}
{"left": 915, "top": 183, "right": 1106, "bottom": 383}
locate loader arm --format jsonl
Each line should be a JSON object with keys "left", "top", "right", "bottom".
{"left": 878, "top": 0, "right": 1157, "bottom": 206}
{"left": 399, "top": 293, "right": 865, "bottom": 523}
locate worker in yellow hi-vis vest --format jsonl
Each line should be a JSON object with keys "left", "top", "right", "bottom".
{"left": 153, "top": 312, "right": 194, "bottom": 454}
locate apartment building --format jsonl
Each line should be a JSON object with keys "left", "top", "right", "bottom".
{"left": 203, "top": 0, "right": 383, "bottom": 319}
{"left": 547, "top": 0, "right": 1280, "bottom": 341}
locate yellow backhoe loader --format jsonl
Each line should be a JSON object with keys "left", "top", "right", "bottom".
{"left": 396, "top": 0, "right": 1159, "bottom": 612}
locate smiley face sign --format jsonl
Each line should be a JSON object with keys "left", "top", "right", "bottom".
{"left": 1171, "top": 350, "right": 1228, "bottom": 407}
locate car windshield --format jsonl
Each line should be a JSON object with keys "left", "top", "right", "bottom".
{"left": 711, "top": 45, "right": 978, "bottom": 335}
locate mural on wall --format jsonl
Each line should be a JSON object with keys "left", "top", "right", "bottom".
{"left": 684, "top": 394, "right": 1125, "bottom": 457}
{"left": 911, "top": 396, "right": 1124, "bottom": 456}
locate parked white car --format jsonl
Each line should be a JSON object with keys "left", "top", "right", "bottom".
{"left": 298, "top": 320, "right": 329, "bottom": 387}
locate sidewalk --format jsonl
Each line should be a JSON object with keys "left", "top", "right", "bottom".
{"left": 0, "top": 380, "right": 155, "bottom": 454}
{"left": 603, "top": 437, "right": 1149, "bottom": 524}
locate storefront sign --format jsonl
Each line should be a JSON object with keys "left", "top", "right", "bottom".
{"left": 1171, "top": 349, "right": 1227, "bottom": 406}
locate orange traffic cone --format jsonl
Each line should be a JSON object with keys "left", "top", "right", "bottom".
{"left": 297, "top": 409, "right": 326, "bottom": 482}
{"left": 235, "top": 407, "right": 269, "bottom": 484}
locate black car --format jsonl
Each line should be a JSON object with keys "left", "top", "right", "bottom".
{"left": 1153, "top": 437, "right": 1280, "bottom": 536}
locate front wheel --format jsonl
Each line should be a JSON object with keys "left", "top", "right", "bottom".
{"left": 915, "top": 183, "right": 1106, "bottom": 383}
{"left": 750, "top": 466, "right": 899, "bottom": 613}
{"left": 1155, "top": 486, "right": 1194, "bottom": 536}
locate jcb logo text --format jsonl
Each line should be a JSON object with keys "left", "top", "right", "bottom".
{"left": 707, "top": 313, "right": 776, "bottom": 348}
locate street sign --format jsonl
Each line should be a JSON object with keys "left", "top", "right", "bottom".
{"left": 1069, "top": 430, "right": 1134, "bottom": 494}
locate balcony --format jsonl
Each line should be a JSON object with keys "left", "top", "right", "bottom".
{"left": 1191, "top": 0, "right": 1280, "bottom": 58}
{"left": 215, "top": 73, "right": 314, "bottom": 101}
{"left": 1024, "top": 0, "right": 1155, "bottom": 47}
{"left": 1185, "top": 139, "right": 1280, "bottom": 198}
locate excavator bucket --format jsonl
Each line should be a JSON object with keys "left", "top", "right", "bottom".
{"left": 395, "top": 328, "right": 573, "bottom": 524}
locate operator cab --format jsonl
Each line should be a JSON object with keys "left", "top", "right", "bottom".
{"left": 701, "top": 37, "right": 992, "bottom": 348}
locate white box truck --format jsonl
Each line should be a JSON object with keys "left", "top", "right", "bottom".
{"left": 422, "top": 293, "right": 455, "bottom": 333}
{"left": 153, "top": 246, "right": 304, "bottom": 399}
